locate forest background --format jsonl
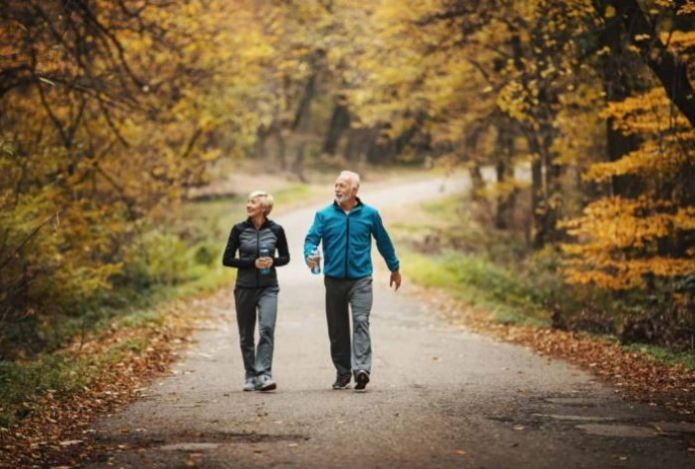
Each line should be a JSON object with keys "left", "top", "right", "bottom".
{"left": 1, "top": 0, "right": 695, "bottom": 429}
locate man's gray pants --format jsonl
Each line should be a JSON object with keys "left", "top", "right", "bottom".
{"left": 234, "top": 286, "right": 279, "bottom": 379}
{"left": 324, "top": 276, "right": 373, "bottom": 379}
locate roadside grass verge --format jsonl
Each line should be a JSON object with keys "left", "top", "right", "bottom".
{"left": 401, "top": 248, "right": 549, "bottom": 327}
{"left": 0, "top": 261, "right": 231, "bottom": 431}
{"left": 389, "top": 194, "right": 695, "bottom": 372}
{"left": 0, "top": 329, "right": 157, "bottom": 429}
{"left": 623, "top": 343, "right": 695, "bottom": 370}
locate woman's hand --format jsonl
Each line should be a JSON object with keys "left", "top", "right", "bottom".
{"left": 255, "top": 257, "right": 273, "bottom": 269}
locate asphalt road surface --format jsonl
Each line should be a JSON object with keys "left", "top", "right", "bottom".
{"left": 87, "top": 174, "right": 695, "bottom": 468}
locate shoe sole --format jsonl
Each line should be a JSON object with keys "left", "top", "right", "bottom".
{"left": 257, "top": 382, "right": 277, "bottom": 392}
{"left": 354, "top": 372, "right": 369, "bottom": 392}
{"left": 332, "top": 384, "right": 350, "bottom": 390}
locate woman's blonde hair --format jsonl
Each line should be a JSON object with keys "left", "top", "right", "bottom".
{"left": 248, "top": 190, "right": 274, "bottom": 216}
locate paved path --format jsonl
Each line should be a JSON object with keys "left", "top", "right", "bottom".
{"left": 87, "top": 175, "right": 695, "bottom": 468}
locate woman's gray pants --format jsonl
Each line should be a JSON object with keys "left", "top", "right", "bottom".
{"left": 324, "top": 276, "right": 373, "bottom": 379}
{"left": 234, "top": 286, "right": 279, "bottom": 379}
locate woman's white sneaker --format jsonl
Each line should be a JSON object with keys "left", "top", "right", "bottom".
{"left": 243, "top": 377, "right": 256, "bottom": 392}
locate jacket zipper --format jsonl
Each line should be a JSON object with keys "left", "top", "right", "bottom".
{"left": 256, "top": 230, "right": 260, "bottom": 287}
{"left": 344, "top": 213, "right": 350, "bottom": 279}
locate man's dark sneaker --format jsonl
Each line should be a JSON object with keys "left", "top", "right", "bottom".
{"left": 354, "top": 370, "right": 370, "bottom": 391}
{"left": 332, "top": 375, "right": 351, "bottom": 390}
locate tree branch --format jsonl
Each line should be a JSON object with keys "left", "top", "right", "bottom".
{"left": 611, "top": 0, "right": 695, "bottom": 128}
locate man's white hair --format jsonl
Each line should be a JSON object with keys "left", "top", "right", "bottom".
{"left": 339, "top": 170, "right": 361, "bottom": 188}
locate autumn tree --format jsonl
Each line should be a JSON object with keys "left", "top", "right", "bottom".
{"left": 0, "top": 0, "right": 284, "bottom": 356}
{"left": 563, "top": 1, "right": 695, "bottom": 297}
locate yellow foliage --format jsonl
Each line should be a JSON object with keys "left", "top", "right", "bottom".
{"left": 562, "top": 194, "right": 695, "bottom": 289}
{"left": 561, "top": 37, "right": 695, "bottom": 292}
{"left": 585, "top": 140, "right": 693, "bottom": 181}
{"left": 0, "top": 0, "right": 308, "bottom": 315}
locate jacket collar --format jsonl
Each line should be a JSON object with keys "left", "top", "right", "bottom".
{"left": 246, "top": 217, "right": 271, "bottom": 229}
{"left": 333, "top": 197, "right": 363, "bottom": 213}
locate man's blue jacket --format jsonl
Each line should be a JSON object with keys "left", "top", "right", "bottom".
{"left": 304, "top": 198, "right": 399, "bottom": 279}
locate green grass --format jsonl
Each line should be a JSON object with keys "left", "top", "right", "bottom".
{"left": 624, "top": 343, "right": 695, "bottom": 370}
{"left": 402, "top": 247, "right": 549, "bottom": 326}
{"left": 421, "top": 197, "right": 455, "bottom": 219}
{"left": 395, "top": 192, "right": 695, "bottom": 371}
{"left": 401, "top": 243, "right": 695, "bottom": 370}
{"left": 273, "top": 183, "right": 315, "bottom": 207}
{"left": 392, "top": 194, "right": 550, "bottom": 326}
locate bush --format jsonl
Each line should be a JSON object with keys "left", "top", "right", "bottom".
{"left": 120, "top": 230, "right": 193, "bottom": 287}
{"left": 0, "top": 193, "right": 123, "bottom": 358}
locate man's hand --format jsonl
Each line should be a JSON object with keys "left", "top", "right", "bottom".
{"left": 306, "top": 257, "right": 316, "bottom": 269}
{"left": 390, "top": 270, "right": 402, "bottom": 291}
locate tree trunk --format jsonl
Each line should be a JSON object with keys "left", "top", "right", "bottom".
{"left": 599, "top": 0, "right": 640, "bottom": 197}
{"left": 322, "top": 98, "right": 350, "bottom": 155}
{"left": 254, "top": 126, "right": 269, "bottom": 159}
{"left": 596, "top": 0, "right": 695, "bottom": 129}
{"left": 470, "top": 164, "right": 485, "bottom": 202}
{"left": 531, "top": 154, "right": 544, "bottom": 248}
{"left": 494, "top": 125, "right": 516, "bottom": 230}
{"left": 524, "top": 130, "right": 555, "bottom": 249}
{"left": 366, "top": 125, "right": 395, "bottom": 165}
{"left": 541, "top": 123, "right": 561, "bottom": 245}
{"left": 292, "top": 69, "right": 317, "bottom": 132}
{"left": 274, "top": 125, "right": 287, "bottom": 171}
{"left": 509, "top": 29, "right": 559, "bottom": 248}
{"left": 344, "top": 128, "right": 362, "bottom": 162}
{"left": 293, "top": 142, "right": 307, "bottom": 182}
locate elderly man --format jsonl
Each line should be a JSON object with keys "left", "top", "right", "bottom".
{"left": 304, "top": 170, "right": 401, "bottom": 391}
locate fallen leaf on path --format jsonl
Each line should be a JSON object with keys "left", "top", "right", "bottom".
{"left": 58, "top": 440, "right": 82, "bottom": 447}
{"left": 513, "top": 425, "right": 525, "bottom": 431}
{"left": 454, "top": 449, "right": 467, "bottom": 455}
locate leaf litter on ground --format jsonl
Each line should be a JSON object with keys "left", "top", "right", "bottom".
{"left": 408, "top": 283, "right": 695, "bottom": 417}
{"left": 0, "top": 289, "right": 228, "bottom": 468}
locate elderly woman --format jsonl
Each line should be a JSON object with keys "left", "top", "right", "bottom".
{"left": 222, "top": 191, "right": 290, "bottom": 392}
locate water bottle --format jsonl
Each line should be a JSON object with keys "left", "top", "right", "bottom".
{"left": 259, "top": 244, "right": 271, "bottom": 275}
{"left": 310, "top": 246, "right": 321, "bottom": 275}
